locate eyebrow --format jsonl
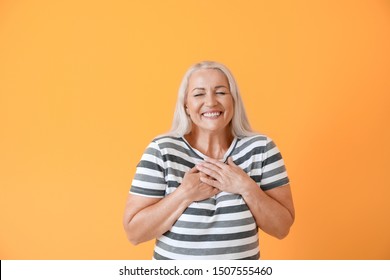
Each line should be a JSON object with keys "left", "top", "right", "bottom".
{"left": 190, "top": 85, "right": 229, "bottom": 92}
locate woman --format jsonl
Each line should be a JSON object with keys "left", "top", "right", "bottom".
{"left": 123, "top": 61, "right": 295, "bottom": 260}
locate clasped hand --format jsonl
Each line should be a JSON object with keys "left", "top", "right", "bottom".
{"left": 196, "top": 157, "right": 254, "bottom": 195}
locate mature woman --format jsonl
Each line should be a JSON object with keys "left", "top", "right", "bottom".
{"left": 123, "top": 61, "right": 295, "bottom": 260}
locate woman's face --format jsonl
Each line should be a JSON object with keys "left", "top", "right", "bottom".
{"left": 185, "top": 68, "right": 234, "bottom": 135}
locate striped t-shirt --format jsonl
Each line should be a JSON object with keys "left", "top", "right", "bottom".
{"left": 130, "top": 134, "right": 289, "bottom": 260}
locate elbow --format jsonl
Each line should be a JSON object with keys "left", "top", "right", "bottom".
{"left": 262, "top": 225, "right": 292, "bottom": 240}
{"left": 273, "top": 218, "right": 294, "bottom": 240}
{"left": 127, "top": 235, "right": 142, "bottom": 246}
{"left": 276, "top": 212, "right": 295, "bottom": 239}
{"left": 275, "top": 219, "right": 294, "bottom": 240}
{"left": 274, "top": 228, "right": 290, "bottom": 240}
{"left": 125, "top": 230, "right": 143, "bottom": 246}
{"left": 123, "top": 223, "right": 143, "bottom": 246}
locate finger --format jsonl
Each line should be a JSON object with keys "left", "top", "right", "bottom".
{"left": 204, "top": 158, "right": 228, "bottom": 170}
{"left": 198, "top": 162, "right": 221, "bottom": 173}
{"left": 212, "top": 188, "right": 221, "bottom": 196}
{"left": 200, "top": 176, "right": 221, "bottom": 189}
{"left": 187, "top": 166, "right": 199, "bottom": 174}
{"left": 199, "top": 172, "right": 212, "bottom": 179}
{"left": 227, "top": 157, "right": 236, "bottom": 166}
{"left": 196, "top": 164, "right": 223, "bottom": 181}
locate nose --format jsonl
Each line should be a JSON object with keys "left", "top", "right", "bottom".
{"left": 205, "top": 92, "right": 217, "bottom": 107}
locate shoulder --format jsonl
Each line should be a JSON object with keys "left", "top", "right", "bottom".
{"left": 144, "top": 135, "right": 189, "bottom": 158}
{"left": 236, "top": 133, "right": 273, "bottom": 150}
{"left": 152, "top": 135, "right": 182, "bottom": 144}
{"left": 149, "top": 135, "right": 184, "bottom": 149}
{"left": 233, "top": 134, "right": 284, "bottom": 161}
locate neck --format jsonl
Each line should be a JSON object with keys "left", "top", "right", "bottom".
{"left": 185, "top": 128, "right": 234, "bottom": 159}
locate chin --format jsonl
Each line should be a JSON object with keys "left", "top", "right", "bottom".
{"left": 201, "top": 126, "right": 229, "bottom": 134}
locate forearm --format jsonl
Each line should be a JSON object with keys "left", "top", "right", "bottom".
{"left": 241, "top": 183, "right": 294, "bottom": 239}
{"left": 125, "top": 189, "right": 191, "bottom": 245}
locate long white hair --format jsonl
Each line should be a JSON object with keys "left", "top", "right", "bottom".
{"left": 166, "top": 61, "right": 256, "bottom": 138}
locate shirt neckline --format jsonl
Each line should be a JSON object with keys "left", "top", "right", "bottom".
{"left": 181, "top": 136, "right": 238, "bottom": 163}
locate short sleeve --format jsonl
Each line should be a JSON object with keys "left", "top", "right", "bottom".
{"left": 130, "top": 140, "right": 167, "bottom": 198}
{"left": 260, "top": 137, "right": 290, "bottom": 191}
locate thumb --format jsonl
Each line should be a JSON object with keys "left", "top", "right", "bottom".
{"left": 188, "top": 166, "right": 199, "bottom": 173}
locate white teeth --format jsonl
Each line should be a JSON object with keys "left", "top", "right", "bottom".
{"left": 203, "top": 112, "right": 221, "bottom": 117}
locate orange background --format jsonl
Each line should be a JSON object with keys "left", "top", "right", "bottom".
{"left": 1, "top": 0, "right": 389, "bottom": 260}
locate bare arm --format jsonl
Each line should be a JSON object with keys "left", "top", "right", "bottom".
{"left": 197, "top": 157, "right": 295, "bottom": 239}
{"left": 241, "top": 183, "right": 294, "bottom": 239}
{"left": 123, "top": 167, "right": 219, "bottom": 245}
{"left": 123, "top": 191, "right": 191, "bottom": 245}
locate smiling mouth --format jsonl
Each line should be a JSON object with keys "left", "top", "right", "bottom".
{"left": 202, "top": 111, "right": 222, "bottom": 118}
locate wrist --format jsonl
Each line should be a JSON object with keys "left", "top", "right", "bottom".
{"left": 173, "top": 185, "right": 193, "bottom": 208}
{"left": 241, "top": 180, "right": 263, "bottom": 200}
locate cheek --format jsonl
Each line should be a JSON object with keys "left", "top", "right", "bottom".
{"left": 186, "top": 100, "right": 201, "bottom": 112}
{"left": 225, "top": 97, "right": 234, "bottom": 112}
{"left": 226, "top": 100, "right": 234, "bottom": 119}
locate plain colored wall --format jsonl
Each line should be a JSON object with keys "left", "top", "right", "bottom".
{"left": 1, "top": 0, "right": 389, "bottom": 259}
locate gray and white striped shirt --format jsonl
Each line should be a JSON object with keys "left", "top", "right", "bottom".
{"left": 130, "top": 134, "right": 289, "bottom": 260}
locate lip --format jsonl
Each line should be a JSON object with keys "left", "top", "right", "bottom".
{"left": 201, "top": 110, "right": 223, "bottom": 119}
{"left": 201, "top": 110, "right": 223, "bottom": 115}
{"left": 201, "top": 111, "right": 223, "bottom": 119}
